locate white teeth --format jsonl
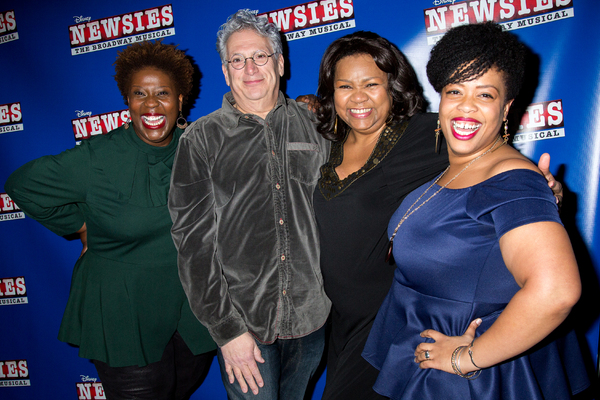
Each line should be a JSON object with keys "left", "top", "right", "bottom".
{"left": 350, "top": 108, "right": 372, "bottom": 114}
{"left": 142, "top": 115, "right": 165, "bottom": 126}
{"left": 452, "top": 120, "right": 481, "bottom": 133}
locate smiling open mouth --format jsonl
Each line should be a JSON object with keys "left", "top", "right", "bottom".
{"left": 452, "top": 120, "right": 481, "bottom": 136}
{"left": 142, "top": 115, "right": 166, "bottom": 129}
{"left": 349, "top": 108, "right": 372, "bottom": 116}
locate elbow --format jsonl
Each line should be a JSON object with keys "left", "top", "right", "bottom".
{"left": 546, "top": 279, "right": 582, "bottom": 320}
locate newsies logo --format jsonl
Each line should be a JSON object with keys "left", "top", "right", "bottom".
{"left": 513, "top": 99, "right": 565, "bottom": 143}
{"left": 0, "top": 102, "right": 23, "bottom": 134}
{"left": 260, "top": 0, "right": 355, "bottom": 41}
{"left": 0, "top": 10, "right": 17, "bottom": 44}
{"left": 72, "top": 109, "right": 129, "bottom": 141}
{"left": 425, "top": 0, "right": 574, "bottom": 44}
{"left": 0, "top": 276, "right": 27, "bottom": 306}
{"left": 69, "top": 4, "right": 175, "bottom": 55}
{"left": 0, "top": 360, "right": 29, "bottom": 387}
{"left": 77, "top": 376, "right": 106, "bottom": 400}
{"left": 0, "top": 193, "right": 24, "bottom": 222}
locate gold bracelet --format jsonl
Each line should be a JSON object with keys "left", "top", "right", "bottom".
{"left": 451, "top": 345, "right": 481, "bottom": 379}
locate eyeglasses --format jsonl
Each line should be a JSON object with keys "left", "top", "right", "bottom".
{"left": 226, "top": 50, "right": 276, "bottom": 70}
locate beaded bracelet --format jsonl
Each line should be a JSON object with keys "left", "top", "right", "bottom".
{"left": 451, "top": 345, "right": 481, "bottom": 379}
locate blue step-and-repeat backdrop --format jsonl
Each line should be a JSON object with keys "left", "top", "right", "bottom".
{"left": 1, "top": 0, "right": 598, "bottom": 398}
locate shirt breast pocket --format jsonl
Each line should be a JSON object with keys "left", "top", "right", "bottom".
{"left": 286, "top": 142, "right": 322, "bottom": 185}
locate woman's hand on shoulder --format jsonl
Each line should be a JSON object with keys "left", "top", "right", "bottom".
{"left": 537, "top": 153, "right": 563, "bottom": 206}
{"left": 295, "top": 94, "right": 320, "bottom": 113}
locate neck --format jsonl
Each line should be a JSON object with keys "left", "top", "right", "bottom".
{"left": 448, "top": 135, "right": 504, "bottom": 167}
{"left": 346, "top": 124, "right": 388, "bottom": 146}
{"left": 233, "top": 92, "right": 279, "bottom": 120}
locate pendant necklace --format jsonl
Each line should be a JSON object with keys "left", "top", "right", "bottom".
{"left": 385, "top": 135, "right": 503, "bottom": 263}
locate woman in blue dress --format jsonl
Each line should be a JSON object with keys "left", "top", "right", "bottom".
{"left": 363, "top": 22, "right": 589, "bottom": 399}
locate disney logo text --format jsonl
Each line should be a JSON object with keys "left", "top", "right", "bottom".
{"left": 75, "top": 110, "right": 92, "bottom": 118}
{"left": 80, "top": 375, "right": 97, "bottom": 382}
{"left": 74, "top": 16, "right": 91, "bottom": 23}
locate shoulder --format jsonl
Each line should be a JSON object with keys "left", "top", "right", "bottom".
{"left": 467, "top": 168, "right": 557, "bottom": 214}
{"left": 284, "top": 96, "right": 320, "bottom": 127}
{"left": 400, "top": 113, "right": 438, "bottom": 144}
{"left": 486, "top": 146, "right": 541, "bottom": 179}
{"left": 80, "top": 125, "right": 129, "bottom": 151}
{"left": 407, "top": 112, "right": 438, "bottom": 128}
{"left": 470, "top": 168, "right": 554, "bottom": 205}
{"left": 181, "top": 109, "right": 225, "bottom": 141}
{"left": 387, "top": 113, "right": 446, "bottom": 161}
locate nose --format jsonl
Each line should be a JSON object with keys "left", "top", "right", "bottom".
{"left": 350, "top": 88, "right": 368, "bottom": 104}
{"left": 244, "top": 58, "right": 258, "bottom": 74}
{"left": 144, "top": 94, "right": 159, "bottom": 108}
{"left": 457, "top": 95, "right": 477, "bottom": 112}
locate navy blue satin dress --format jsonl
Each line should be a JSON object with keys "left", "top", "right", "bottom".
{"left": 363, "top": 169, "right": 589, "bottom": 399}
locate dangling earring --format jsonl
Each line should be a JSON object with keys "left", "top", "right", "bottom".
{"left": 502, "top": 119, "right": 509, "bottom": 144}
{"left": 434, "top": 119, "right": 442, "bottom": 154}
{"left": 124, "top": 118, "right": 131, "bottom": 130}
{"left": 386, "top": 113, "right": 393, "bottom": 126}
{"left": 333, "top": 115, "right": 338, "bottom": 136}
{"left": 176, "top": 110, "right": 188, "bottom": 130}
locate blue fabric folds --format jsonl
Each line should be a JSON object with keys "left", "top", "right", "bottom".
{"left": 362, "top": 169, "right": 589, "bottom": 399}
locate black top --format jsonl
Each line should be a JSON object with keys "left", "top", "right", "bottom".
{"left": 313, "top": 113, "right": 448, "bottom": 398}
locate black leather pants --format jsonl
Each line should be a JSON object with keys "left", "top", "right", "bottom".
{"left": 93, "top": 331, "right": 215, "bottom": 400}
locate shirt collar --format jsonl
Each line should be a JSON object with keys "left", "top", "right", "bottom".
{"left": 220, "top": 91, "right": 294, "bottom": 129}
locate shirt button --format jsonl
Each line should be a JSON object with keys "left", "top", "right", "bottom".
{"left": 281, "top": 254, "right": 286, "bottom": 261}
{"left": 279, "top": 218, "right": 284, "bottom": 225}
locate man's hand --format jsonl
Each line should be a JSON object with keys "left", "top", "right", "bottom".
{"left": 537, "top": 153, "right": 563, "bottom": 206}
{"left": 221, "top": 332, "right": 265, "bottom": 395}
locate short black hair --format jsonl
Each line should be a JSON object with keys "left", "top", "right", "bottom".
{"left": 316, "top": 31, "right": 426, "bottom": 141}
{"left": 426, "top": 22, "right": 526, "bottom": 101}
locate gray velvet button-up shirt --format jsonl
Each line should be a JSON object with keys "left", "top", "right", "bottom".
{"left": 169, "top": 92, "right": 331, "bottom": 347}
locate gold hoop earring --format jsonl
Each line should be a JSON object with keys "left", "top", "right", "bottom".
{"left": 434, "top": 119, "right": 442, "bottom": 154}
{"left": 502, "top": 120, "right": 509, "bottom": 144}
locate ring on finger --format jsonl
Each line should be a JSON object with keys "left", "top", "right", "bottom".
{"left": 424, "top": 350, "right": 430, "bottom": 359}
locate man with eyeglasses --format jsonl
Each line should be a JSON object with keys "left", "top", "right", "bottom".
{"left": 168, "top": 8, "right": 330, "bottom": 400}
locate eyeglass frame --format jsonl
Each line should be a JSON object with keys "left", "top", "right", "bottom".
{"left": 226, "top": 50, "right": 277, "bottom": 70}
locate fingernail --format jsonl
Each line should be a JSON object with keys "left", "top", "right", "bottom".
{"left": 475, "top": 318, "right": 482, "bottom": 326}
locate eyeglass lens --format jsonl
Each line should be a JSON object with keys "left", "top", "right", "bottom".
{"left": 229, "top": 50, "right": 271, "bottom": 69}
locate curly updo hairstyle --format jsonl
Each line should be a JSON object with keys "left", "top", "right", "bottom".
{"left": 317, "top": 31, "right": 426, "bottom": 142}
{"left": 114, "top": 40, "right": 194, "bottom": 105}
{"left": 426, "top": 22, "right": 526, "bottom": 102}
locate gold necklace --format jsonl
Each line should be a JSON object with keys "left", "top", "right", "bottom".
{"left": 385, "top": 136, "right": 504, "bottom": 263}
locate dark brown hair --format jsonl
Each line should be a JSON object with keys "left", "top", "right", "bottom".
{"left": 316, "top": 31, "right": 426, "bottom": 141}
{"left": 114, "top": 40, "right": 194, "bottom": 105}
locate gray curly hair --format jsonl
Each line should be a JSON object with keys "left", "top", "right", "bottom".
{"left": 216, "top": 9, "right": 283, "bottom": 64}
